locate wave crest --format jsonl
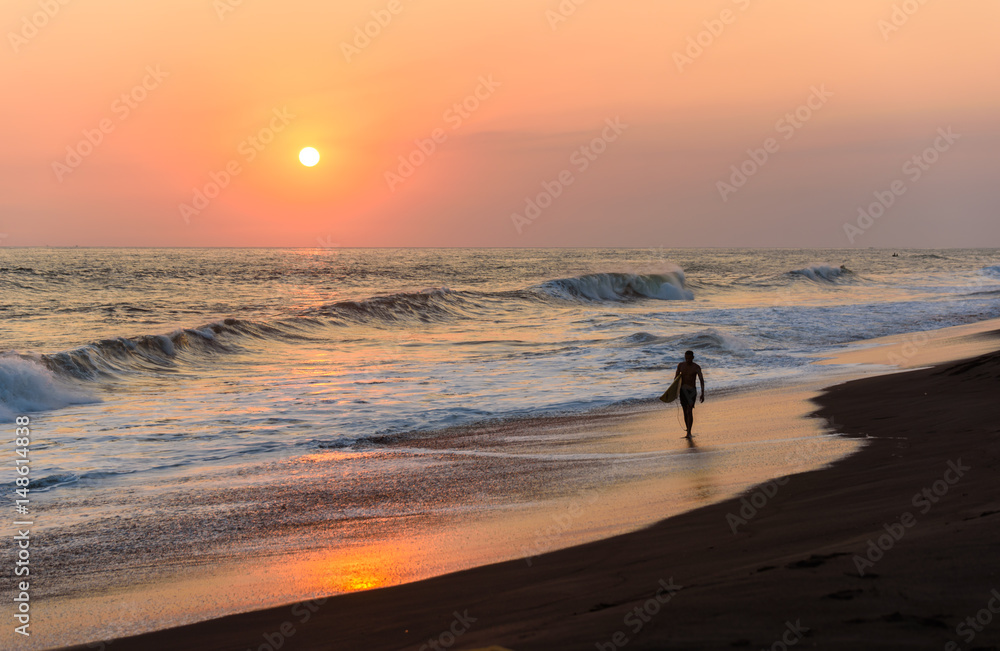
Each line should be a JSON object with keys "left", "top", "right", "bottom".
{"left": 535, "top": 272, "right": 693, "bottom": 302}
{"left": 305, "top": 287, "right": 472, "bottom": 323}
{"left": 39, "top": 318, "right": 312, "bottom": 382}
{"left": 788, "top": 265, "right": 853, "bottom": 283}
{"left": 675, "top": 328, "right": 752, "bottom": 355}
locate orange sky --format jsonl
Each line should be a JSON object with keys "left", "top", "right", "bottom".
{"left": 1, "top": 0, "right": 998, "bottom": 247}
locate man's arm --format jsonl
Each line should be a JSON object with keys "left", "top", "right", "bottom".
{"left": 698, "top": 369, "right": 705, "bottom": 402}
{"left": 675, "top": 363, "right": 682, "bottom": 378}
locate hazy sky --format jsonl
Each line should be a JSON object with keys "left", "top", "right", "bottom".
{"left": 2, "top": 0, "right": 998, "bottom": 247}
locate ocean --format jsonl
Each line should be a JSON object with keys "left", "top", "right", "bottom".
{"left": 2, "top": 247, "right": 999, "bottom": 643}
{"left": 3, "top": 247, "right": 1000, "bottom": 490}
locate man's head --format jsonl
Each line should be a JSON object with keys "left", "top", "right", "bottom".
{"left": 684, "top": 350, "right": 694, "bottom": 362}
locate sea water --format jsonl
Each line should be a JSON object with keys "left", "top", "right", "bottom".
{"left": 2, "top": 248, "right": 998, "bottom": 488}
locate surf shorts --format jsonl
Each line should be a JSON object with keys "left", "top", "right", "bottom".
{"left": 680, "top": 386, "right": 698, "bottom": 408}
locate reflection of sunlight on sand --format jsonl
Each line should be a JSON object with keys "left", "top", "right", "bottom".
{"left": 682, "top": 437, "right": 716, "bottom": 502}
{"left": 309, "top": 545, "right": 406, "bottom": 593}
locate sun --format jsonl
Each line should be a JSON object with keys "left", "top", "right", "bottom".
{"left": 299, "top": 147, "right": 320, "bottom": 167}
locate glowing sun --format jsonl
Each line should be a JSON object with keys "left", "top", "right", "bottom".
{"left": 299, "top": 147, "right": 320, "bottom": 167}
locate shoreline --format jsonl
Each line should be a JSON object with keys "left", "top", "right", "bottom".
{"left": 58, "top": 324, "right": 1000, "bottom": 650}
{"left": 32, "top": 363, "right": 861, "bottom": 649}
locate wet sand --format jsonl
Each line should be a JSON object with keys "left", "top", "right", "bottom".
{"left": 58, "top": 321, "right": 1000, "bottom": 650}
{"left": 32, "top": 368, "right": 859, "bottom": 650}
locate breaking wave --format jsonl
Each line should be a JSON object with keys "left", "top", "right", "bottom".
{"left": 788, "top": 265, "right": 853, "bottom": 283}
{"left": 534, "top": 272, "right": 693, "bottom": 302}
{"left": 1, "top": 268, "right": 701, "bottom": 411}
{"left": 30, "top": 318, "right": 316, "bottom": 383}
{"left": 674, "top": 328, "right": 753, "bottom": 355}
{"left": 304, "top": 287, "right": 479, "bottom": 323}
{"left": 0, "top": 355, "right": 99, "bottom": 422}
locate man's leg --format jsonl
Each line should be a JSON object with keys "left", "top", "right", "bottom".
{"left": 681, "top": 388, "right": 696, "bottom": 435}
{"left": 681, "top": 389, "right": 694, "bottom": 436}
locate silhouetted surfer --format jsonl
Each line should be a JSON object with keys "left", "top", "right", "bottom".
{"left": 675, "top": 350, "right": 705, "bottom": 438}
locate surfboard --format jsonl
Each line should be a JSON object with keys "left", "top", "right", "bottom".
{"left": 659, "top": 375, "right": 681, "bottom": 403}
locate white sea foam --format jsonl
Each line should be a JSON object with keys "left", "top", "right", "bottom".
{"left": 0, "top": 355, "right": 98, "bottom": 422}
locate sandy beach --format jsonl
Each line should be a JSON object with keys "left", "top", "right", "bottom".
{"left": 55, "top": 322, "right": 1000, "bottom": 650}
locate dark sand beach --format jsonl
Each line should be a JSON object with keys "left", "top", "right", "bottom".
{"left": 64, "top": 333, "right": 1000, "bottom": 650}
